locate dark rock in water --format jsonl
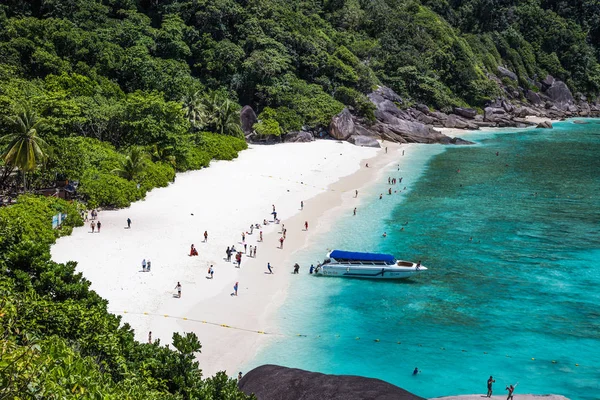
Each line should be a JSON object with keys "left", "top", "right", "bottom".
{"left": 573, "top": 120, "right": 589, "bottom": 124}
{"left": 240, "top": 105, "right": 257, "bottom": 136}
{"left": 450, "top": 137, "right": 475, "bottom": 145}
{"left": 497, "top": 66, "right": 518, "bottom": 81}
{"left": 238, "top": 365, "right": 425, "bottom": 400}
{"left": 284, "top": 131, "right": 314, "bottom": 142}
{"left": 348, "top": 135, "right": 381, "bottom": 147}
{"left": 329, "top": 108, "right": 355, "bottom": 140}
{"left": 537, "top": 121, "right": 553, "bottom": 129}
{"left": 453, "top": 107, "right": 477, "bottom": 119}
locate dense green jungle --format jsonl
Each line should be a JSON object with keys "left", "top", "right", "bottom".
{"left": 1, "top": 0, "right": 599, "bottom": 398}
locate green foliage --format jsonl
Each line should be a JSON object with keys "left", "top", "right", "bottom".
{"left": 112, "top": 147, "right": 149, "bottom": 182}
{"left": 1, "top": 107, "right": 49, "bottom": 190}
{"left": 254, "top": 107, "right": 283, "bottom": 137}
{"left": 334, "top": 87, "right": 376, "bottom": 122}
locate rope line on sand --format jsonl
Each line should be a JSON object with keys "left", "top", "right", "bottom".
{"left": 114, "top": 310, "right": 597, "bottom": 370}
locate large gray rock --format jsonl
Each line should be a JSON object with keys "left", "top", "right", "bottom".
{"left": 545, "top": 80, "right": 574, "bottom": 109}
{"left": 453, "top": 107, "right": 477, "bottom": 119}
{"left": 348, "top": 135, "right": 381, "bottom": 147}
{"left": 537, "top": 121, "right": 553, "bottom": 129}
{"left": 240, "top": 105, "right": 257, "bottom": 136}
{"left": 526, "top": 90, "right": 542, "bottom": 105}
{"left": 484, "top": 107, "right": 506, "bottom": 121}
{"left": 443, "top": 114, "right": 479, "bottom": 130}
{"left": 372, "top": 85, "right": 403, "bottom": 104}
{"left": 238, "top": 365, "right": 425, "bottom": 400}
{"left": 541, "top": 74, "right": 556, "bottom": 90}
{"left": 329, "top": 108, "right": 355, "bottom": 140}
{"left": 497, "top": 66, "right": 518, "bottom": 81}
{"left": 284, "top": 131, "right": 314, "bottom": 143}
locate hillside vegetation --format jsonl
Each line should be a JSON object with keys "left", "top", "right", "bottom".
{"left": 1, "top": 0, "right": 599, "bottom": 398}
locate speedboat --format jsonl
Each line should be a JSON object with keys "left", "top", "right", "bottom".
{"left": 315, "top": 250, "right": 427, "bottom": 279}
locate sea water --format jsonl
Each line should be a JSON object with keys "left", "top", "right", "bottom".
{"left": 247, "top": 121, "right": 600, "bottom": 400}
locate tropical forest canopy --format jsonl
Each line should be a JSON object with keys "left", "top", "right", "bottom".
{"left": 2, "top": 0, "right": 600, "bottom": 398}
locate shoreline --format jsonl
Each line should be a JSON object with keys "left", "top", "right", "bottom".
{"left": 51, "top": 140, "right": 414, "bottom": 377}
{"left": 158, "top": 141, "right": 415, "bottom": 376}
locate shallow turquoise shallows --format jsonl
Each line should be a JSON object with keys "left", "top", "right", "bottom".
{"left": 246, "top": 121, "right": 600, "bottom": 400}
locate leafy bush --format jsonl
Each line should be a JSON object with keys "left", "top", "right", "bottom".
{"left": 78, "top": 173, "right": 141, "bottom": 209}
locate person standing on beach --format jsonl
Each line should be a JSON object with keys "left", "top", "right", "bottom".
{"left": 174, "top": 282, "right": 181, "bottom": 298}
{"left": 241, "top": 232, "right": 245, "bottom": 242}
{"left": 279, "top": 237, "right": 284, "bottom": 248}
{"left": 90, "top": 221, "right": 96, "bottom": 233}
{"left": 233, "top": 282, "right": 238, "bottom": 296}
{"left": 355, "top": 190, "right": 358, "bottom": 198}
{"left": 147, "top": 259, "right": 151, "bottom": 271}
{"left": 385, "top": 147, "right": 388, "bottom": 153}
{"left": 254, "top": 246, "right": 257, "bottom": 258}
{"left": 506, "top": 384, "right": 515, "bottom": 400}
{"left": 486, "top": 376, "right": 495, "bottom": 397}
{"left": 244, "top": 243, "right": 247, "bottom": 253}
{"left": 142, "top": 259, "right": 147, "bottom": 272}
{"left": 300, "top": 200, "right": 303, "bottom": 210}
{"left": 204, "top": 231, "right": 208, "bottom": 242}
{"left": 148, "top": 331, "right": 152, "bottom": 344}
{"left": 238, "top": 372, "right": 243, "bottom": 381}
{"left": 267, "top": 262, "right": 273, "bottom": 274}
{"left": 226, "top": 246, "right": 231, "bottom": 261}
{"left": 127, "top": 218, "right": 131, "bottom": 228}
{"left": 97, "top": 221, "right": 101, "bottom": 232}
{"left": 259, "top": 231, "right": 263, "bottom": 242}
{"left": 304, "top": 221, "right": 308, "bottom": 231}
{"left": 209, "top": 265, "right": 214, "bottom": 279}
{"left": 353, "top": 207, "right": 357, "bottom": 216}
{"left": 237, "top": 252, "right": 242, "bottom": 268}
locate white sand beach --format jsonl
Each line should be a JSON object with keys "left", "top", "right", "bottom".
{"left": 51, "top": 140, "right": 414, "bottom": 377}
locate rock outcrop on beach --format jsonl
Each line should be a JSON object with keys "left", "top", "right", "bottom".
{"left": 238, "top": 365, "right": 425, "bottom": 400}
{"left": 328, "top": 86, "right": 473, "bottom": 146}
{"left": 240, "top": 105, "right": 258, "bottom": 137}
{"left": 244, "top": 71, "right": 599, "bottom": 147}
{"left": 328, "top": 70, "right": 600, "bottom": 147}
{"left": 430, "top": 395, "right": 570, "bottom": 400}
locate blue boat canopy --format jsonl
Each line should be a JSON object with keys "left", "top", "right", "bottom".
{"left": 329, "top": 250, "right": 396, "bottom": 264}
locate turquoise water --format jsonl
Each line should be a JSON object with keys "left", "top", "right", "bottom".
{"left": 247, "top": 121, "right": 600, "bottom": 400}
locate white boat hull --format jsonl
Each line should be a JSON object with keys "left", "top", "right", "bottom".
{"left": 317, "top": 264, "right": 426, "bottom": 280}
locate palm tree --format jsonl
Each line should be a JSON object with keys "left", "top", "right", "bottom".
{"left": 181, "top": 90, "right": 207, "bottom": 130}
{"left": 213, "top": 97, "right": 243, "bottom": 137}
{"left": 112, "top": 147, "right": 148, "bottom": 182}
{"left": 196, "top": 93, "right": 243, "bottom": 137}
{"left": 0, "top": 109, "right": 48, "bottom": 191}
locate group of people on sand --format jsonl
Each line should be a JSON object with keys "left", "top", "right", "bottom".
{"left": 90, "top": 220, "right": 102, "bottom": 233}
{"left": 141, "top": 258, "right": 152, "bottom": 272}
{"left": 82, "top": 209, "right": 98, "bottom": 222}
